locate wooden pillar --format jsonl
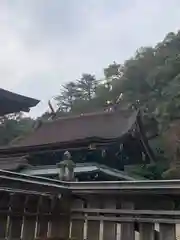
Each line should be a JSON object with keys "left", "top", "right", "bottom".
{"left": 159, "top": 223, "right": 176, "bottom": 240}
{"left": 121, "top": 201, "right": 135, "bottom": 240}
{"left": 140, "top": 223, "right": 154, "bottom": 240}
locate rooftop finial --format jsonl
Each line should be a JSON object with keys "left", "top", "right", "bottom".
{"left": 48, "top": 100, "right": 56, "bottom": 120}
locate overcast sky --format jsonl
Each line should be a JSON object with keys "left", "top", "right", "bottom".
{"left": 1, "top": 0, "right": 180, "bottom": 117}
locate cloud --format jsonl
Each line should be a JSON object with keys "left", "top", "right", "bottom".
{"left": 0, "top": 0, "right": 180, "bottom": 116}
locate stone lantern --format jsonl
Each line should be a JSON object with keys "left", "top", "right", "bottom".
{"left": 57, "top": 151, "right": 75, "bottom": 181}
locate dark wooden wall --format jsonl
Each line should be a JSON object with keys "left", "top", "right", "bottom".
{"left": 0, "top": 192, "right": 70, "bottom": 240}
{"left": 70, "top": 194, "right": 177, "bottom": 240}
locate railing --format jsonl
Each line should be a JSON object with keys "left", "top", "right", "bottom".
{"left": 1, "top": 172, "right": 180, "bottom": 240}
{"left": 69, "top": 180, "right": 180, "bottom": 240}
{"left": 0, "top": 171, "right": 70, "bottom": 240}
{"left": 0, "top": 191, "right": 70, "bottom": 240}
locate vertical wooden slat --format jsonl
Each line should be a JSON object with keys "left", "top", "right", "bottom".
{"left": 50, "top": 216, "right": 70, "bottom": 239}
{"left": 103, "top": 222, "right": 116, "bottom": 240}
{"left": 0, "top": 192, "right": 9, "bottom": 239}
{"left": 47, "top": 197, "right": 56, "bottom": 238}
{"left": 103, "top": 198, "right": 117, "bottom": 240}
{"left": 0, "top": 216, "right": 7, "bottom": 240}
{"left": 49, "top": 197, "right": 60, "bottom": 238}
{"left": 71, "top": 219, "right": 84, "bottom": 240}
{"left": 36, "top": 197, "right": 50, "bottom": 239}
{"left": 37, "top": 216, "right": 49, "bottom": 238}
{"left": 5, "top": 193, "right": 13, "bottom": 240}
{"left": 87, "top": 197, "right": 100, "bottom": 240}
{"left": 116, "top": 223, "right": 121, "bottom": 240}
{"left": 49, "top": 196, "right": 70, "bottom": 239}
{"left": 9, "top": 194, "right": 25, "bottom": 240}
{"left": 159, "top": 223, "right": 176, "bottom": 240}
{"left": 22, "top": 196, "right": 38, "bottom": 240}
{"left": 23, "top": 216, "right": 36, "bottom": 240}
{"left": 87, "top": 221, "right": 100, "bottom": 240}
{"left": 71, "top": 199, "right": 84, "bottom": 240}
{"left": 140, "top": 223, "right": 154, "bottom": 240}
{"left": 49, "top": 215, "right": 60, "bottom": 237}
{"left": 59, "top": 197, "right": 71, "bottom": 239}
{"left": 121, "top": 201, "right": 135, "bottom": 240}
{"left": 6, "top": 193, "right": 14, "bottom": 239}
{"left": 10, "top": 216, "right": 23, "bottom": 239}
{"left": 21, "top": 196, "right": 28, "bottom": 240}
{"left": 176, "top": 224, "right": 180, "bottom": 240}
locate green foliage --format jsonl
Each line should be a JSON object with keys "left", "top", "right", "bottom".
{"left": 0, "top": 114, "right": 35, "bottom": 146}
{"left": 131, "top": 163, "right": 165, "bottom": 180}
{"left": 131, "top": 136, "right": 169, "bottom": 179}
{"left": 55, "top": 81, "right": 80, "bottom": 112}
{"left": 77, "top": 74, "right": 99, "bottom": 100}
{"left": 53, "top": 30, "right": 180, "bottom": 179}
{"left": 55, "top": 31, "right": 180, "bottom": 132}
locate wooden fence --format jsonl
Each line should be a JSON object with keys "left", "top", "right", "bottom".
{"left": 0, "top": 170, "right": 70, "bottom": 240}
{"left": 70, "top": 197, "right": 179, "bottom": 240}
{"left": 69, "top": 180, "right": 180, "bottom": 240}
{"left": 1, "top": 172, "right": 180, "bottom": 240}
{"left": 0, "top": 191, "right": 70, "bottom": 240}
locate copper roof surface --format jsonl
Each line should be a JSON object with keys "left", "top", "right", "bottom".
{"left": 12, "top": 110, "right": 138, "bottom": 148}
{"left": 20, "top": 162, "right": 137, "bottom": 180}
{"left": 0, "top": 88, "right": 39, "bottom": 115}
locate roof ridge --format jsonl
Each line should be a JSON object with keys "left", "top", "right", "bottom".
{"left": 43, "top": 109, "right": 138, "bottom": 125}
